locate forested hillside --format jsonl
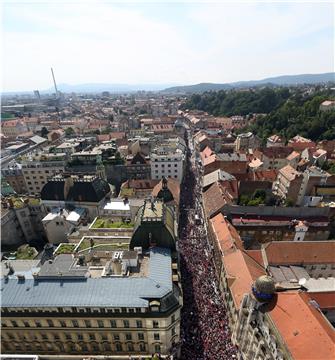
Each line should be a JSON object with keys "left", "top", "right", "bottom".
{"left": 181, "top": 87, "right": 335, "bottom": 142}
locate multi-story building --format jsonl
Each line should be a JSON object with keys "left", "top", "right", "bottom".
{"left": 1, "top": 118, "right": 29, "bottom": 138}
{"left": 1, "top": 196, "right": 46, "bottom": 247}
{"left": 21, "top": 152, "right": 67, "bottom": 196}
{"left": 150, "top": 148, "right": 184, "bottom": 182}
{"left": 40, "top": 174, "right": 111, "bottom": 220}
{"left": 272, "top": 165, "right": 303, "bottom": 204}
{"left": 235, "top": 132, "right": 261, "bottom": 151}
{"left": 1, "top": 247, "right": 182, "bottom": 357}
{"left": 1, "top": 161, "right": 28, "bottom": 194}
{"left": 202, "top": 152, "right": 248, "bottom": 175}
{"left": 253, "top": 147, "right": 293, "bottom": 170}
{"left": 208, "top": 214, "right": 335, "bottom": 360}
{"left": 125, "top": 152, "right": 151, "bottom": 180}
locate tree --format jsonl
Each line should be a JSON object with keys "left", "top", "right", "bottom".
{"left": 41, "top": 127, "right": 49, "bottom": 138}
{"left": 65, "top": 127, "right": 75, "bottom": 136}
{"left": 284, "top": 198, "right": 295, "bottom": 207}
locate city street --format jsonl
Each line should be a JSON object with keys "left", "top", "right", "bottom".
{"left": 178, "top": 132, "right": 238, "bottom": 359}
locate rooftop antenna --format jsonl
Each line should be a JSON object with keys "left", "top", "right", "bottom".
{"left": 51, "top": 67, "right": 59, "bottom": 97}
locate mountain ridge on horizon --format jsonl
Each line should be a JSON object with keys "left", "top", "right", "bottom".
{"left": 162, "top": 72, "right": 335, "bottom": 93}
{"left": 3, "top": 72, "right": 334, "bottom": 95}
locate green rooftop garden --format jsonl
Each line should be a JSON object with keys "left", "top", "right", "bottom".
{"left": 91, "top": 218, "right": 134, "bottom": 229}
{"left": 54, "top": 243, "right": 77, "bottom": 255}
{"left": 15, "top": 245, "right": 38, "bottom": 260}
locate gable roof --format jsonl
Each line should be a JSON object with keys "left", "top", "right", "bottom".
{"left": 262, "top": 241, "right": 335, "bottom": 266}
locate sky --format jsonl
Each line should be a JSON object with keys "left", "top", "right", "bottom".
{"left": 1, "top": 0, "right": 334, "bottom": 92}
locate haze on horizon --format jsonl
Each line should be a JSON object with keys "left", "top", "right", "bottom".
{"left": 2, "top": 0, "right": 334, "bottom": 92}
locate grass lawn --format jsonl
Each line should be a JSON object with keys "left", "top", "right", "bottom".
{"left": 91, "top": 218, "right": 134, "bottom": 229}
{"left": 54, "top": 243, "right": 77, "bottom": 255}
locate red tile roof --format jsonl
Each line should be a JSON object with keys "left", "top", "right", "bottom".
{"left": 262, "top": 241, "right": 335, "bottom": 266}
{"left": 267, "top": 292, "right": 335, "bottom": 360}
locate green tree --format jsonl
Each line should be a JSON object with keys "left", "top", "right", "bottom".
{"left": 41, "top": 126, "right": 49, "bottom": 138}
{"left": 65, "top": 127, "right": 75, "bottom": 136}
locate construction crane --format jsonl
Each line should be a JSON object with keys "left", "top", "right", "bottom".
{"left": 51, "top": 67, "right": 61, "bottom": 125}
{"left": 51, "top": 67, "right": 59, "bottom": 98}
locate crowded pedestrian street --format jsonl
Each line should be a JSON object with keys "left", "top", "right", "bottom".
{"left": 178, "top": 132, "right": 238, "bottom": 360}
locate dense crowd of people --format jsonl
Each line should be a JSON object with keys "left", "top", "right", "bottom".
{"left": 177, "top": 132, "right": 238, "bottom": 359}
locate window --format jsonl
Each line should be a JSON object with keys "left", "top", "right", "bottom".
{"left": 101, "top": 334, "right": 107, "bottom": 341}
{"left": 138, "top": 333, "right": 144, "bottom": 340}
{"left": 84, "top": 320, "right": 91, "bottom": 328}
{"left": 154, "top": 333, "right": 160, "bottom": 340}
{"left": 81, "top": 344, "right": 88, "bottom": 352}
{"left": 78, "top": 334, "right": 83, "bottom": 340}
{"left": 140, "top": 343, "right": 146, "bottom": 351}
{"left": 125, "top": 333, "right": 132, "bottom": 340}
{"left": 123, "top": 320, "right": 129, "bottom": 328}
{"left": 114, "top": 334, "right": 120, "bottom": 341}
{"left": 41, "top": 334, "right": 48, "bottom": 340}
{"left": 92, "top": 344, "right": 99, "bottom": 352}
{"left": 72, "top": 320, "right": 79, "bottom": 327}
{"left": 153, "top": 320, "right": 159, "bottom": 328}
{"left": 128, "top": 308, "right": 135, "bottom": 313}
{"left": 136, "top": 320, "right": 143, "bottom": 328}
{"left": 65, "top": 334, "right": 72, "bottom": 340}
{"left": 47, "top": 319, "right": 54, "bottom": 327}
{"left": 128, "top": 343, "right": 134, "bottom": 351}
{"left": 23, "top": 321, "right": 30, "bottom": 327}
{"left": 110, "top": 320, "right": 117, "bottom": 328}
{"left": 89, "top": 333, "right": 95, "bottom": 340}
{"left": 54, "top": 334, "right": 60, "bottom": 340}
{"left": 103, "top": 343, "right": 111, "bottom": 351}
{"left": 60, "top": 320, "right": 66, "bottom": 327}
{"left": 97, "top": 320, "right": 104, "bottom": 328}
{"left": 11, "top": 320, "right": 18, "bottom": 327}
{"left": 116, "top": 343, "right": 122, "bottom": 351}
{"left": 155, "top": 344, "right": 161, "bottom": 352}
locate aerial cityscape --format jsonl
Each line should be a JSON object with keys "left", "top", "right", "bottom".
{"left": 1, "top": 2, "right": 335, "bottom": 360}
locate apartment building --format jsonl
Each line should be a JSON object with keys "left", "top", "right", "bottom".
{"left": 1, "top": 162, "right": 28, "bottom": 194}
{"left": 150, "top": 148, "right": 184, "bottom": 182}
{"left": 253, "top": 147, "right": 293, "bottom": 170}
{"left": 1, "top": 247, "right": 182, "bottom": 357}
{"left": 21, "top": 153, "right": 67, "bottom": 196}
{"left": 208, "top": 214, "right": 335, "bottom": 360}
{"left": 272, "top": 165, "right": 303, "bottom": 204}
{"left": 235, "top": 132, "right": 261, "bottom": 151}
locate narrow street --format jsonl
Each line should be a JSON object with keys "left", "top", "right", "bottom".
{"left": 178, "top": 131, "right": 238, "bottom": 359}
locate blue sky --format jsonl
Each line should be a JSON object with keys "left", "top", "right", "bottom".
{"left": 2, "top": 1, "right": 334, "bottom": 91}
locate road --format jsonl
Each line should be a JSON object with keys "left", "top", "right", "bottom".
{"left": 177, "top": 131, "right": 238, "bottom": 359}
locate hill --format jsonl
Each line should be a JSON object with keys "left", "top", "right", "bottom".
{"left": 163, "top": 72, "right": 335, "bottom": 93}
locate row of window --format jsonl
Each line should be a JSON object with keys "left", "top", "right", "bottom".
{"left": 6, "top": 319, "right": 162, "bottom": 329}
{"left": 4, "top": 341, "right": 156, "bottom": 353}
{"left": 154, "top": 169, "right": 178, "bottom": 174}
{"left": 154, "top": 163, "right": 178, "bottom": 168}
{"left": 153, "top": 158, "right": 179, "bottom": 162}
{"left": 3, "top": 331, "right": 162, "bottom": 342}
